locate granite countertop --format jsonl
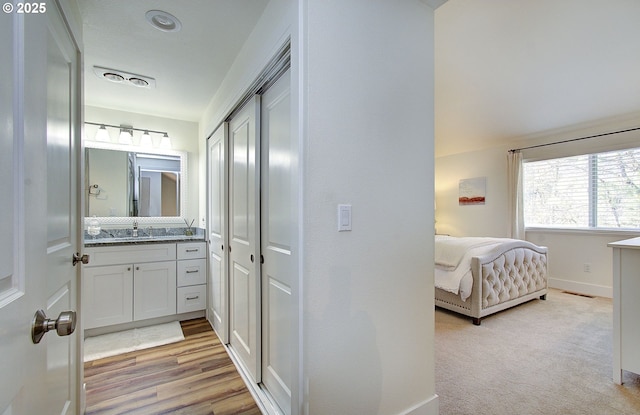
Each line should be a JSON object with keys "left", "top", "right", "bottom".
{"left": 84, "top": 227, "right": 205, "bottom": 247}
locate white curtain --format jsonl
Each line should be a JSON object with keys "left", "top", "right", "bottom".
{"left": 507, "top": 150, "right": 524, "bottom": 239}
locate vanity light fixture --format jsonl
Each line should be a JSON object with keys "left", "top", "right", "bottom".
{"left": 85, "top": 122, "right": 172, "bottom": 149}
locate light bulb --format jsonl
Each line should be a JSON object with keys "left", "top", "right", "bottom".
{"left": 140, "top": 131, "right": 153, "bottom": 147}
{"left": 119, "top": 128, "right": 133, "bottom": 145}
{"left": 95, "top": 125, "right": 111, "bottom": 142}
{"left": 159, "top": 133, "right": 172, "bottom": 149}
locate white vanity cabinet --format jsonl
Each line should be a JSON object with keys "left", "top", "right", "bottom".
{"left": 84, "top": 243, "right": 177, "bottom": 330}
{"left": 176, "top": 242, "right": 207, "bottom": 313}
{"left": 83, "top": 264, "right": 134, "bottom": 328}
{"left": 133, "top": 261, "right": 177, "bottom": 321}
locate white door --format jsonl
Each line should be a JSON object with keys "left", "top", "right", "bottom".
{"left": 207, "top": 123, "right": 229, "bottom": 342}
{"left": 0, "top": 2, "right": 81, "bottom": 414}
{"left": 260, "top": 69, "right": 295, "bottom": 414}
{"left": 228, "top": 97, "right": 262, "bottom": 382}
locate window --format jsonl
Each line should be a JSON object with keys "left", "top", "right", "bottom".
{"left": 523, "top": 148, "right": 640, "bottom": 229}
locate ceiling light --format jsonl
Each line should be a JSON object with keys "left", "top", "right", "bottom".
{"left": 94, "top": 125, "right": 111, "bottom": 142}
{"left": 145, "top": 10, "right": 182, "bottom": 33}
{"left": 103, "top": 72, "right": 125, "bottom": 83}
{"left": 93, "top": 66, "right": 156, "bottom": 89}
{"left": 128, "top": 77, "right": 149, "bottom": 88}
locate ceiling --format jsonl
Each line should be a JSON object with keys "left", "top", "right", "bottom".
{"left": 78, "top": 0, "right": 269, "bottom": 122}
{"left": 78, "top": 1, "right": 640, "bottom": 157}
{"left": 435, "top": 0, "right": 640, "bottom": 157}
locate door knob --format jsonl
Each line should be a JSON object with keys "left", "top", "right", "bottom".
{"left": 73, "top": 252, "right": 89, "bottom": 266}
{"left": 31, "top": 309, "right": 77, "bottom": 344}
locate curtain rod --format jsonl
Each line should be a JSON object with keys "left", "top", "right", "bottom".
{"left": 508, "top": 126, "right": 640, "bottom": 153}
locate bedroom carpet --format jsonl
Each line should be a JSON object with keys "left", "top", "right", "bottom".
{"left": 435, "top": 288, "right": 640, "bottom": 415}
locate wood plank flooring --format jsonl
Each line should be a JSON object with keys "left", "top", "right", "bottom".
{"left": 84, "top": 318, "right": 262, "bottom": 415}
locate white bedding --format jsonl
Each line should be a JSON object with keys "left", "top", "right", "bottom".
{"left": 434, "top": 235, "right": 513, "bottom": 301}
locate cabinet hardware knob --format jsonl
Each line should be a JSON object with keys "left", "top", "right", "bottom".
{"left": 186, "top": 270, "right": 199, "bottom": 274}
{"left": 186, "top": 296, "right": 199, "bottom": 300}
{"left": 250, "top": 254, "right": 254, "bottom": 263}
{"left": 186, "top": 249, "right": 198, "bottom": 252}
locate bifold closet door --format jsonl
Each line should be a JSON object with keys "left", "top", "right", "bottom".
{"left": 207, "top": 123, "right": 228, "bottom": 342}
{"left": 228, "top": 96, "right": 262, "bottom": 382}
{"left": 260, "top": 69, "right": 294, "bottom": 415}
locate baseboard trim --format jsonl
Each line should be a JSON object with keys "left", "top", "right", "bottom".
{"left": 549, "top": 278, "right": 612, "bottom": 298}
{"left": 397, "top": 394, "right": 439, "bottom": 415}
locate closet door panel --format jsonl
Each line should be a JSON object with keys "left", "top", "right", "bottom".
{"left": 228, "top": 96, "right": 261, "bottom": 382}
{"left": 261, "top": 69, "right": 294, "bottom": 414}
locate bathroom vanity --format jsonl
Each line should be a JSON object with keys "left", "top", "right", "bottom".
{"left": 83, "top": 229, "right": 206, "bottom": 335}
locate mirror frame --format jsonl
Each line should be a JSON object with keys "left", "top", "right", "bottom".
{"left": 84, "top": 140, "right": 188, "bottom": 227}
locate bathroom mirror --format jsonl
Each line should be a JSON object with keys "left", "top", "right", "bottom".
{"left": 85, "top": 141, "right": 187, "bottom": 224}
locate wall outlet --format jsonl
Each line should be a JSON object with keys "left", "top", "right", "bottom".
{"left": 583, "top": 263, "right": 591, "bottom": 273}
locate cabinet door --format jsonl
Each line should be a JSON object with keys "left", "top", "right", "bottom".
{"left": 134, "top": 261, "right": 177, "bottom": 321}
{"left": 84, "top": 265, "right": 134, "bottom": 329}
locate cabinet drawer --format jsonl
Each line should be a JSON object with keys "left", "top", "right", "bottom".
{"left": 177, "top": 258, "right": 207, "bottom": 286}
{"left": 177, "top": 242, "right": 206, "bottom": 260}
{"left": 86, "top": 243, "right": 176, "bottom": 267}
{"left": 177, "top": 284, "right": 207, "bottom": 313}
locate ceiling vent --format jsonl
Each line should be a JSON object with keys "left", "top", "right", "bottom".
{"left": 93, "top": 66, "right": 156, "bottom": 89}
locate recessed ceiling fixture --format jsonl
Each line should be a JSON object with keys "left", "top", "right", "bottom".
{"left": 145, "top": 10, "right": 182, "bottom": 33}
{"left": 93, "top": 66, "right": 156, "bottom": 89}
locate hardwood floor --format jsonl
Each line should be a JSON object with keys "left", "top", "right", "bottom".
{"left": 84, "top": 318, "right": 262, "bottom": 415}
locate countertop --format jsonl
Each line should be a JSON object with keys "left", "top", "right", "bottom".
{"left": 84, "top": 227, "right": 205, "bottom": 247}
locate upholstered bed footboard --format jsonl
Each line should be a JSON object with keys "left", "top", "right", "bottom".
{"left": 435, "top": 240, "right": 548, "bottom": 325}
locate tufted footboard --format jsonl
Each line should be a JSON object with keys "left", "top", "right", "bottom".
{"left": 435, "top": 240, "right": 548, "bottom": 325}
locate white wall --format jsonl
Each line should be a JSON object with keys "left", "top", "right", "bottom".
{"left": 85, "top": 106, "right": 200, "bottom": 224}
{"left": 302, "top": 1, "right": 436, "bottom": 414}
{"left": 200, "top": 0, "right": 438, "bottom": 414}
{"left": 435, "top": 146, "right": 509, "bottom": 237}
{"left": 435, "top": 116, "right": 640, "bottom": 298}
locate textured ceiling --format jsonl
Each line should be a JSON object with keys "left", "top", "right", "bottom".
{"left": 78, "top": 0, "right": 269, "bottom": 122}
{"left": 435, "top": 0, "right": 640, "bottom": 157}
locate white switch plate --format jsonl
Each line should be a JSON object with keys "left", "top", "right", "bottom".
{"left": 338, "top": 204, "right": 352, "bottom": 231}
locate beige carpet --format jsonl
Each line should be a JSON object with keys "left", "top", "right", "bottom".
{"left": 84, "top": 321, "right": 185, "bottom": 362}
{"left": 436, "top": 288, "right": 640, "bottom": 415}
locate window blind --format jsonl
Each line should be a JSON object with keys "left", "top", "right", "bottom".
{"left": 523, "top": 148, "right": 640, "bottom": 229}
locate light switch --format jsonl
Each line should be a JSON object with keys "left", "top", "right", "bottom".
{"left": 338, "top": 204, "right": 352, "bottom": 231}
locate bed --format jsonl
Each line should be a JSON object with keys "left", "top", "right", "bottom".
{"left": 434, "top": 235, "right": 548, "bottom": 325}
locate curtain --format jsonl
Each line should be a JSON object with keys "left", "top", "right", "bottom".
{"left": 507, "top": 150, "right": 524, "bottom": 239}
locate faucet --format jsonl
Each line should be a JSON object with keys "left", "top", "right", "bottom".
{"left": 132, "top": 221, "right": 138, "bottom": 237}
